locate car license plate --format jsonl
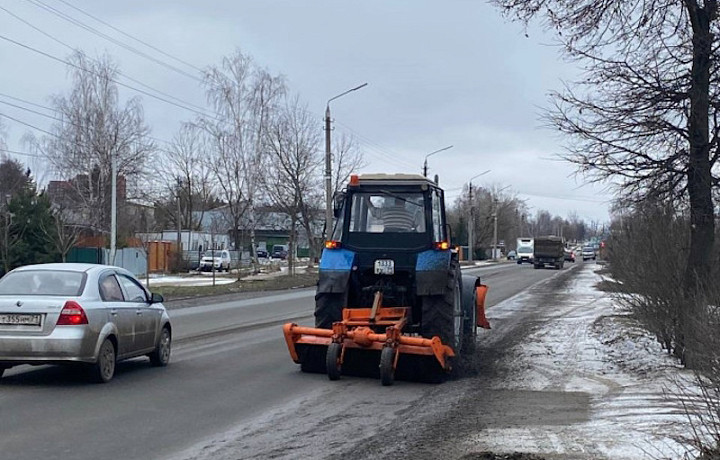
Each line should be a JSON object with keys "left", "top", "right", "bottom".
{"left": 0, "top": 313, "right": 42, "bottom": 326}
{"left": 374, "top": 259, "right": 394, "bottom": 275}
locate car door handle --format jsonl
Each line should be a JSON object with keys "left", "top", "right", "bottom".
{"left": 110, "top": 309, "right": 118, "bottom": 316}
{"left": 136, "top": 310, "right": 143, "bottom": 316}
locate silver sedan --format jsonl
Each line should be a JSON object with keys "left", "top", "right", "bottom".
{"left": 0, "top": 263, "right": 172, "bottom": 383}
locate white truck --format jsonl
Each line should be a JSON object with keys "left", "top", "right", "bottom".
{"left": 516, "top": 237, "right": 534, "bottom": 264}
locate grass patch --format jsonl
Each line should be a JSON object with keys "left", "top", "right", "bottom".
{"left": 595, "top": 279, "right": 624, "bottom": 293}
{"left": 151, "top": 272, "right": 319, "bottom": 301}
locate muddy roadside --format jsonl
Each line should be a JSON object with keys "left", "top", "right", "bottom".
{"left": 328, "top": 268, "right": 578, "bottom": 460}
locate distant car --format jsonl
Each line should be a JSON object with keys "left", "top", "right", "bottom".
{"left": 582, "top": 246, "right": 596, "bottom": 261}
{"left": 506, "top": 250, "right": 517, "bottom": 260}
{"left": 564, "top": 248, "right": 575, "bottom": 262}
{"left": 256, "top": 249, "right": 269, "bottom": 259}
{"left": 0, "top": 263, "right": 172, "bottom": 383}
{"left": 199, "top": 249, "right": 231, "bottom": 272}
{"left": 271, "top": 245, "right": 288, "bottom": 260}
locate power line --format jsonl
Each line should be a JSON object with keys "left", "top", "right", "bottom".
{"left": 25, "top": 0, "right": 203, "bottom": 83}
{"left": 0, "top": 112, "right": 57, "bottom": 137}
{"left": 0, "top": 91, "right": 54, "bottom": 113}
{"left": 53, "top": 0, "right": 205, "bottom": 75}
{"left": 0, "top": 33, "right": 218, "bottom": 120}
{"left": 0, "top": 148, "right": 43, "bottom": 158}
{"left": 334, "top": 120, "right": 417, "bottom": 169}
{"left": 0, "top": 5, "right": 215, "bottom": 118}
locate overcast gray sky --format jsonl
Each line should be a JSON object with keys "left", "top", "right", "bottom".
{"left": 0, "top": 0, "right": 612, "bottom": 223}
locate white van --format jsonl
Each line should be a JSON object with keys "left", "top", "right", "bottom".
{"left": 516, "top": 238, "right": 534, "bottom": 264}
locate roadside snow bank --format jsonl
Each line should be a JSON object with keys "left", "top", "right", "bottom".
{"left": 471, "top": 265, "right": 698, "bottom": 459}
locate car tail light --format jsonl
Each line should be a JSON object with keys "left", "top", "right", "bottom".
{"left": 57, "top": 301, "right": 88, "bottom": 325}
{"left": 325, "top": 240, "right": 342, "bottom": 249}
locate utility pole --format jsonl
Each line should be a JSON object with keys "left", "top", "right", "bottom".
{"left": 492, "top": 196, "right": 498, "bottom": 261}
{"left": 324, "top": 104, "right": 332, "bottom": 241}
{"left": 110, "top": 152, "right": 117, "bottom": 265}
{"left": 465, "top": 170, "right": 490, "bottom": 262}
{"left": 468, "top": 183, "right": 474, "bottom": 262}
{"left": 176, "top": 179, "right": 182, "bottom": 272}
{"left": 324, "top": 83, "right": 368, "bottom": 241}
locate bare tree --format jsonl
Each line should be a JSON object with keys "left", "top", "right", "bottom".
{"left": 28, "top": 51, "right": 154, "bottom": 237}
{"left": 263, "top": 96, "right": 322, "bottom": 274}
{"left": 40, "top": 202, "right": 82, "bottom": 263}
{"left": 492, "top": 0, "right": 717, "bottom": 292}
{"left": 158, "top": 123, "right": 215, "bottom": 231}
{"left": 199, "top": 49, "right": 286, "bottom": 270}
{"left": 332, "top": 132, "right": 365, "bottom": 196}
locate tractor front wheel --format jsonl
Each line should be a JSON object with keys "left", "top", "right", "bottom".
{"left": 380, "top": 347, "right": 396, "bottom": 386}
{"left": 326, "top": 342, "right": 342, "bottom": 381}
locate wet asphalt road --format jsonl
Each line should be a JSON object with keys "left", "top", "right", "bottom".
{"left": 0, "top": 261, "right": 572, "bottom": 460}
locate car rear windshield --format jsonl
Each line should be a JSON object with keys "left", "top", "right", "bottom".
{"left": 0, "top": 270, "right": 86, "bottom": 296}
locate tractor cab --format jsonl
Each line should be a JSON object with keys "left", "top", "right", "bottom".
{"left": 329, "top": 174, "right": 449, "bottom": 252}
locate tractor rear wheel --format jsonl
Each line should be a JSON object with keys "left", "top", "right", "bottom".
{"left": 421, "top": 263, "right": 462, "bottom": 353}
{"left": 314, "top": 291, "right": 346, "bottom": 329}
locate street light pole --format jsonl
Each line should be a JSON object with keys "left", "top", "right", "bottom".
{"left": 324, "top": 83, "right": 368, "bottom": 241}
{"left": 110, "top": 151, "right": 117, "bottom": 265}
{"left": 492, "top": 185, "right": 511, "bottom": 261}
{"left": 466, "top": 169, "right": 491, "bottom": 262}
{"left": 423, "top": 145, "right": 453, "bottom": 177}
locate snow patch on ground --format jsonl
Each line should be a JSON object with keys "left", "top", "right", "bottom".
{"left": 473, "top": 265, "right": 698, "bottom": 459}
{"left": 141, "top": 274, "right": 237, "bottom": 287}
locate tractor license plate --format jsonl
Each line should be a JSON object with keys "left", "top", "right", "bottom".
{"left": 374, "top": 259, "right": 394, "bottom": 275}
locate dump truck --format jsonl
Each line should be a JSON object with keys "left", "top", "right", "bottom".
{"left": 283, "top": 173, "right": 490, "bottom": 385}
{"left": 533, "top": 235, "right": 565, "bottom": 269}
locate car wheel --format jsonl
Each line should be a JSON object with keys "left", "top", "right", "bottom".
{"left": 149, "top": 327, "right": 171, "bottom": 367}
{"left": 90, "top": 338, "right": 116, "bottom": 383}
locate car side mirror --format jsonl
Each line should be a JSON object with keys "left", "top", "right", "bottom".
{"left": 333, "top": 191, "right": 345, "bottom": 218}
{"left": 150, "top": 292, "right": 164, "bottom": 304}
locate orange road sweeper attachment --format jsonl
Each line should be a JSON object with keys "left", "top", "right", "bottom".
{"left": 283, "top": 285, "right": 490, "bottom": 386}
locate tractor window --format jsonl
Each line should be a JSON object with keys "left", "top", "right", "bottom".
{"left": 349, "top": 192, "right": 425, "bottom": 233}
{"left": 431, "top": 189, "right": 443, "bottom": 241}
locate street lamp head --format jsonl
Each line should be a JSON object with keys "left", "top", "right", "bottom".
{"left": 424, "top": 145, "right": 454, "bottom": 161}
{"left": 422, "top": 145, "right": 453, "bottom": 177}
{"left": 468, "top": 169, "right": 491, "bottom": 184}
{"left": 327, "top": 82, "right": 369, "bottom": 105}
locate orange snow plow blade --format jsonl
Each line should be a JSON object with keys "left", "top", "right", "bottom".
{"left": 283, "top": 294, "right": 456, "bottom": 385}
{"left": 476, "top": 284, "right": 491, "bottom": 329}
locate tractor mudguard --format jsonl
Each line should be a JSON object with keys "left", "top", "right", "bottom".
{"left": 415, "top": 250, "right": 451, "bottom": 296}
{"left": 317, "top": 270, "right": 351, "bottom": 293}
{"left": 461, "top": 275, "right": 478, "bottom": 331}
{"left": 317, "top": 248, "right": 355, "bottom": 294}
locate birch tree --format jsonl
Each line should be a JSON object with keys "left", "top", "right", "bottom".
{"left": 30, "top": 51, "right": 154, "bottom": 236}
{"left": 200, "top": 49, "right": 286, "bottom": 270}
{"left": 158, "top": 123, "right": 215, "bottom": 232}
{"left": 263, "top": 96, "right": 322, "bottom": 273}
